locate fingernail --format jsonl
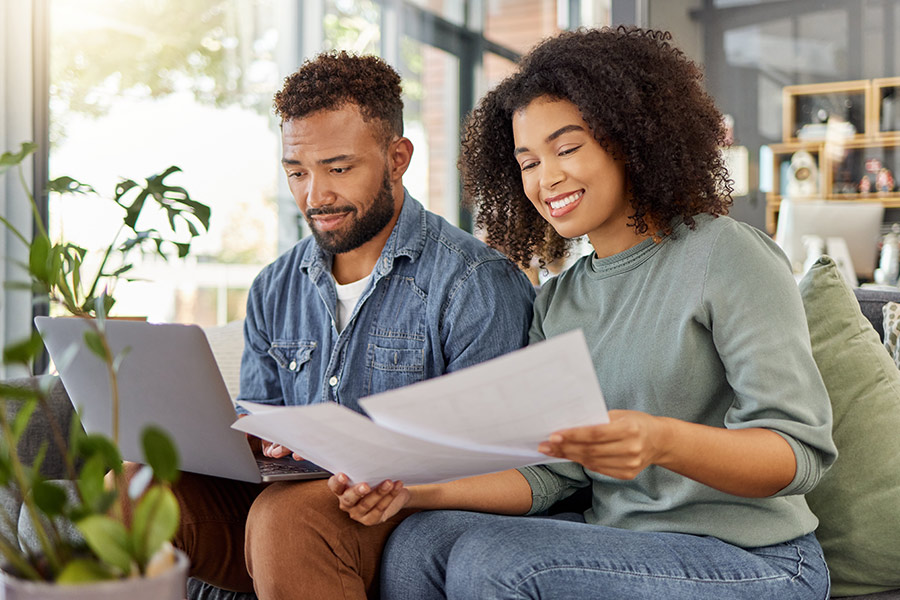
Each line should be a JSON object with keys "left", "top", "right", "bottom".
{"left": 538, "top": 443, "right": 550, "bottom": 453}
{"left": 549, "top": 434, "right": 562, "bottom": 443}
{"left": 359, "top": 484, "right": 370, "bottom": 494}
{"left": 381, "top": 481, "right": 392, "bottom": 491}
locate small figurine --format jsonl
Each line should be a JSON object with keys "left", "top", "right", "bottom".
{"left": 877, "top": 167, "right": 895, "bottom": 193}
{"left": 785, "top": 150, "right": 818, "bottom": 198}
{"left": 859, "top": 175, "right": 872, "bottom": 193}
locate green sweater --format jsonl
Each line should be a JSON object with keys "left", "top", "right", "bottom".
{"left": 518, "top": 214, "right": 837, "bottom": 548}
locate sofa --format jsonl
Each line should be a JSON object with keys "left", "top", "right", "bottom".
{"left": 1, "top": 260, "right": 899, "bottom": 599}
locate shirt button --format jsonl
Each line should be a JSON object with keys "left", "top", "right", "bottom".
{"left": 329, "top": 376, "right": 338, "bottom": 387}
{"left": 289, "top": 360, "right": 297, "bottom": 371}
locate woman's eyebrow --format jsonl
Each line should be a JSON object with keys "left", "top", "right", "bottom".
{"left": 546, "top": 124, "right": 585, "bottom": 142}
{"left": 513, "top": 124, "right": 585, "bottom": 156}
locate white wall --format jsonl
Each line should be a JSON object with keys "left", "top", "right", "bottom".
{"left": 1, "top": 0, "right": 37, "bottom": 378}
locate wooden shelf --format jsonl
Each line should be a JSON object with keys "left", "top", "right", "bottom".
{"left": 767, "top": 78, "right": 900, "bottom": 234}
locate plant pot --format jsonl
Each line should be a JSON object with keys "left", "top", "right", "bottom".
{"left": 0, "top": 548, "right": 189, "bottom": 600}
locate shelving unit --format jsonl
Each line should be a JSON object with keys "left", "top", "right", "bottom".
{"left": 766, "top": 78, "right": 900, "bottom": 234}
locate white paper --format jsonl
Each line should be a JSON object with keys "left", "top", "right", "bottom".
{"left": 231, "top": 329, "right": 608, "bottom": 485}
{"left": 232, "top": 402, "right": 567, "bottom": 485}
{"left": 360, "top": 329, "right": 608, "bottom": 452}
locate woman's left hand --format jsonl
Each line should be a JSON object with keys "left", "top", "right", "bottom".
{"left": 538, "top": 409, "right": 670, "bottom": 479}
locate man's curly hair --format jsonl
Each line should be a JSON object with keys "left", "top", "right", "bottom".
{"left": 461, "top": 26, "right": 733, "bottom": 268}
{"left": 274, "top": 51, "right": 403, "bottom": 145}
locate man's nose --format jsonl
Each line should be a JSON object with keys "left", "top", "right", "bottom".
{"left": 306, "top": 175, "right": 334, "bottom": 209}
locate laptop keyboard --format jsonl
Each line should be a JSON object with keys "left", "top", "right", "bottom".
{"left": 257, "top": 457, "right": 328, "bottom": 477}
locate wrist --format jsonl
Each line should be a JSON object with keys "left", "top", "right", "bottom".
{"left": 652, "top": 416, "right": 681, "bottom": 468}
{"left": 405, "top": 484, "right": 437, "bottom": 510}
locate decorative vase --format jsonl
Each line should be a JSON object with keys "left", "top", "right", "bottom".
{"left": 0, "top": 549, "right": 189, "bottom": 600}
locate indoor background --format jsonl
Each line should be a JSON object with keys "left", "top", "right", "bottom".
{"left": 2, "top": 0, "right": 899, "bottom": 377}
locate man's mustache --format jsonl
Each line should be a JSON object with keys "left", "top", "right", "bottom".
{"left": 306, "top": 206, "right": 357, "bottom": 218}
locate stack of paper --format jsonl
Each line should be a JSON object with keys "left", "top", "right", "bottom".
{"left": 231, "top": 329, "right": 608, "bottom": 485}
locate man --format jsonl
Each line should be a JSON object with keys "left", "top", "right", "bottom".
{"left": 174, "top": 52, "right": 535, "bottom": 599}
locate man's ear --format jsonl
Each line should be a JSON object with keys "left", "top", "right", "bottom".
{"left": 388, "top": 137, "right": 413, "bottom": 182}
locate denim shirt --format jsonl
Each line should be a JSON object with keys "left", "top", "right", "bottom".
{"left": 238, "top": 192, "right": 535, "bottom": 415}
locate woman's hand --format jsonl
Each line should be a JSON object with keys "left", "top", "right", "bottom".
{"left": 539, "top": 410, "right": 797, "bottom": 497}
{"left": 538, "top": 409, "right": 669, "bottom": 479}
{"left": 328, "top": 473, "right": 411, "bottom": 525}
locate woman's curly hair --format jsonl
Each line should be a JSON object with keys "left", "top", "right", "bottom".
{"left": 274, "top": 51, "right": 403, "bottom": 145}
{"left": 461, "top": 26, "right": 733, "bottom": 268}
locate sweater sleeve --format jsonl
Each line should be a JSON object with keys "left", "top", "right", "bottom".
{"left": 702, "top": 221, "right": 837, "bottom": 496}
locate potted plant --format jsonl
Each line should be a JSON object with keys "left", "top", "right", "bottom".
{"left": 0, "top": 142, "right": 211, "bottom": 597}
{"left": 2, "top": 142, "right": 211, "bottom": 317}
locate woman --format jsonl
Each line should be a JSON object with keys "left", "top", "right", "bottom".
{"left": 329, "top": 26, "right": 836, "bottom": 599}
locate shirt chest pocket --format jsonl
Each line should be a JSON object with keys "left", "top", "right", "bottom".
{"left": 268, "top": 341, "right": 317, "bottom": 403}
{"left": 365, "top": 344, "right": 425, "bottom": 395}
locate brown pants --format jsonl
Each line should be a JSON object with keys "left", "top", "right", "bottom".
{"left": 169, "top": 472, "right": 412, "bottom": 599}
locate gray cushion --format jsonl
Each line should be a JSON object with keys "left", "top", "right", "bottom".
{"left": 853, "top": 288, "right": 900, "bottom": 341}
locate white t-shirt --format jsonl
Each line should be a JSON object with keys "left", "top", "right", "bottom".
{"left": 333, "top": 273, "right": 373, "bottom": 333}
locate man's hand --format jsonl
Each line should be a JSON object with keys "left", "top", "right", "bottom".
{"left": 328, "top": 473, "right": 410, "bottom": 525}
{"left": 260, "top": 440, "right": 304, "bottom": 461}
{"left": 239, "top": 415, "right": 304, "bottom": 460}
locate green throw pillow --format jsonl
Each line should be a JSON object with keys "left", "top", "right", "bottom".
{"left": 800, "top": 256, "right": 900, "bottom": 596}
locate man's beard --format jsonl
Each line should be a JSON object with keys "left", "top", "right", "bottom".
{"left": 305, "top": 170, "right": 396, "bottom": 255}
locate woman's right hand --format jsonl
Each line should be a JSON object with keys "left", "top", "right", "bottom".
{"left": 328, "top": 473, "right": 411, "bottom": 525}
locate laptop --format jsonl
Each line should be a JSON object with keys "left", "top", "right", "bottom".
{"left": 34, "top": 316, "right": 330, "bottom": 483}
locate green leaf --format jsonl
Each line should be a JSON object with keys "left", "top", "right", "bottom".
{"left": 0, "top": 382, "right": 41, "bottom": 400}
{"left": 114, "top": 179, "right": 140, "bottom": 203}
{"left": 76, "top": 453, "right": 108, "bottom": 510}
{"left": 10, "top": 396, "right": 38, "bottom": 439}
{"left": 76, "top": 433, "right": 122, "bottom": 473}
{"left": 33, "top": 480, "right": 68, "bottom": 516}
{"left": 82, "top": 330, "right": 109, "bottom": 362}
{"left": 47, "top": 175, "right": 96, "bottom": 196}
{"left": 28, "top": 233, "right": 52, "bottom": 282}
{"left": 131, "top": 485, "right": 179, "bottom": 566}
{"left": 56, "top": 557, "right": 118, "bottom": 583}
{"left": 0, "top": 453, "right": 13, "bottom": 486}
{"left": 109, "top": 264, "right": 134, "bottom": 278}
{"left": 141, "top": 427, "right": 179, "bottom": 483}
{"left": 75, "top": 515, "right": 133, "bottom": 575}
{"left": 96, "top": 293, "right": 114, "bottom": 319}
{"left": 3, "top": 332, "right": 44, "bottom": 367}
{"left": 122, "top": 188, "right": 150, "bottom": 230}
{"left": 0, "top": 142, "right": 37, "bottom": 175}
{"left": 111, "top": 346, "right": 131, "bottom": 373}
{"left": 2, "top": 281, "right": 35, "bottom": 292}
{"left": 29, "top": 441, "right": 49, "bottom": 482}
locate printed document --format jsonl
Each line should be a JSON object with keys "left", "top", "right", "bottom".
{"left": 231, "top": 329, "right": 608, "bottom": 485}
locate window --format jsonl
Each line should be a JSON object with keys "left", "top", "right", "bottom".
{"left": 2, "top": 0, "right": 598, "bottom": 364}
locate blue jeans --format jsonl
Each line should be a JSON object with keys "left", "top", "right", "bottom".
{"left": 381, "top": 510, "right": 830, "bottom": 600}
